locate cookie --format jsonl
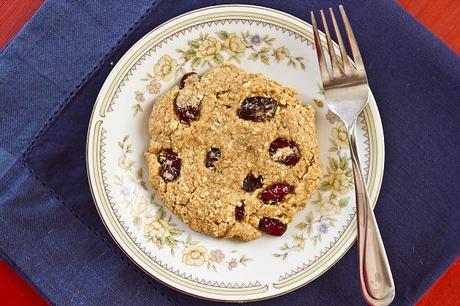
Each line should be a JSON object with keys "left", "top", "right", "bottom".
{"left": 145, "top": 63, "right": 321, "bottom": 241}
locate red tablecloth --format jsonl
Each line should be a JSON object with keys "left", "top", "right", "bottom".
{"left": 0, "top": 1, "right": 459, "bottom": 305}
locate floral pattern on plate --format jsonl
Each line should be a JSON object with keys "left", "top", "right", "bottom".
{"left": 130, "top": 31, "right": 305, "bottom": 116}
{"left": 115, "top": 135, "right": 251, "bottom": 272}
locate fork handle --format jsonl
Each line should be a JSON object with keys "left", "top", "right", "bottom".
{"left": 348, "top": 125, "right": 395, "bottom": 306}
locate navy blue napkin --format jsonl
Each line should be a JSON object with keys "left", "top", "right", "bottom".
{"left": 1, "top": 0, "right": 459, "bottom": 305}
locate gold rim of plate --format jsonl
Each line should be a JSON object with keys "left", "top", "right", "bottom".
{"left": 86, "top": 5, "right": 385, "bottom": 302}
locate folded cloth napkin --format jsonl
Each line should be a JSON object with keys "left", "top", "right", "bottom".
{"left": 0, "top": 0, "right": 459, "bottom": 305}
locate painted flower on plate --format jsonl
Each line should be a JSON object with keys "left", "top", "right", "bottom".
{"left": 249, "top": 34, "right": 262, "bottom": 46}
{"left": 228, "top": 258, "right": 238, "bottom": 270}
{"left": 196, "top": 37, "right": 221, "bottom": 62}
{"left": 317, "top": 222, "right": 329, "bottom": 234}
{"left": 316, "top": 195, "right": 341, "bottom": 216}
{"left": 154, "top": 55, "right": 177, "bottom": 81}
{"left": 117, "top": 156, "right": 134, "bottom": 170}
{"left": 144, "top": 218, "right": 173, "bottom": 248}
{"left": 224, "top": 33, "right": 246, "bottom": 57}
{"left": 209, "top": 249, "right": 225, "bottom": 263}
{"left": 292, "top": 236, "right": 305, "bottom": 252}
{"left": 332, "top": 123, "right": 349, "bottom": 148}
{"left": 328, "top": 167, "right": 353, "bottom": 195}
{"left": 274, "top": 46, "right": 289, "bottom": 62}
{"left": 147, "top": 80, "right": 161, "bottom": 94}
{"left": 135, "top": 91, "right": 145, "bottom": 102}
{"left": 182, "top": 246, "right": 208, "bottom": 267}
{"left": 120, "top": 184, "right": 134, "bottom": 197}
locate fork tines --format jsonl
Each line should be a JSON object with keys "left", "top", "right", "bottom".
{"left": 310, "top": 5, "right": 366, "bottom": 84}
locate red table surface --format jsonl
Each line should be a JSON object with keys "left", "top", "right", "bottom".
{"left": 0, "top": 1, "right": 459, "bottom": 305}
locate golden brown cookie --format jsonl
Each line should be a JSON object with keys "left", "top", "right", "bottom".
{"left": 145, "top": 64, "right": 321, "bottom": 241}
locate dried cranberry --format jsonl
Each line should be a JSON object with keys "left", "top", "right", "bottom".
{"left": 175, "top": 72, "right": 201, "bottom": 124}
{"left": 243, "top": 173, "right": 264, "bottom": 192}
{"left": 235, "top": 204, "right": 245, "bottom": 220}
{"left": 179, "top": 72, "right": 197, "bottom": 89}
{"left": 157, "top": 149, "right": 181, "bottom": 182}
{"left": 174, "top": 105, "right": 200, "bottom": 124}
{"left": 269, "top": 138, "right": 301, "bottom": 166}
{"left": 259, "top": 217, "right": 287, "bottom": 236}
{"left": 237, "top": 96, "right": 278, "bottom": 122}
{"left": 260, "top": 183, "right": 292, "bottom": 204}
{"left": 205, "top": 148, "right": 221, "bottom": 169}
{"left": 157, "top": 149, "right": 177, "bottom": 164}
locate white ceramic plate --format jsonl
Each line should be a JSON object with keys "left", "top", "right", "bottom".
{"left": 87, "top": 5, "right": 384, "bottom": 302}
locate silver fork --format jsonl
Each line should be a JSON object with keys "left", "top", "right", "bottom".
{"left": 311, "top": 6, "right": 395, "bottom": 306}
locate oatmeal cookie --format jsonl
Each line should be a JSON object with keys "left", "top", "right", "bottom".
{"left": 145, "top": 63, "right": 321, "bottom": 241}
